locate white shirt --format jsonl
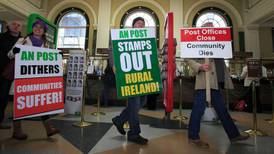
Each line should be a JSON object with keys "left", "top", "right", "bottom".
{"left": 240, "top": 65, "right": 267, "bottom": 87}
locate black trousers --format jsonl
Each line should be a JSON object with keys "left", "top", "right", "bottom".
{"left": 146, "top": 94, "right": 158, "bottom": 110}
{"left": 0, "top": 76, "right": 12, "bottom": 123}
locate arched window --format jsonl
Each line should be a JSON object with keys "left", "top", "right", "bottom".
{"left": 194, "top": 12, "right": 228, "bottom": 27}
{"left": 120, "top": 6, "right": 159, "bottom": 46}
{"left": 192, "top": 7, "right": 232, "bottom": 28}
{"left": 55, "top": 8, "right": 89, "bottom": 49}
{"left": 123, "top": 11, "right": 156, "bottom": 28}
{"left": 193, "top": 7, "right": 233, "bottom": 66}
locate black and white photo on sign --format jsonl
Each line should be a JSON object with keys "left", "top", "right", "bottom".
{"left": 74, "top": 56, "right": 79, "bottom": 63}
{"left": 80, "top": 57, "right": 84, "bottom": 63}
{"left": 74, "top": 64, "right": 78, "bottom": 71}
{"left": 78, "top": 72, "right": 83, "bottom": 79}
{"left": 78, "top": 80, "right": 83, "bottom": 87}
{"left": 68, "top": 72, "right": 72, "bottom": 79}
{"left": 79, "top": 64, "right": 83, "bottom": 71}
{"left": 72, "top": 80, "right": 77, "bottom": 87}
{"left": 69, "top": 64, "right": 73, "bottom": 71}
{"left": 69, "top": 56, "right": 73, "bottom": 63}
{"left": 73, "top": 72, "right": 77, "bottom": 79}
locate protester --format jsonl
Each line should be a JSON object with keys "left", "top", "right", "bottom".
{"left": 111, "top": 17, "right": 148, "bottom": 145}
{"left": 0, "top": 20, "right": 22, "bottom": 129}
{"left": 7, "top": 19, "right": 60, "bottom": 140}
{"left": 185, "top": 22, "right": 249, "bottom": 148}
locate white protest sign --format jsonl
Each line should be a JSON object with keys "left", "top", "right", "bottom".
{"left": 180, "top": 27, "right": 232, "bottom": 58}
{"left": 14, "top": 44, "right": 64, "bottom": 120}
{"left": 14, "top": 44, "right": 63, "bottom": 78}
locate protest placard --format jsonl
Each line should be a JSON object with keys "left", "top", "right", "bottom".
{"left": 14, "top": 45, "right": 64, "bottom": 120}
{"left": 180, "top": 27, "right": 232, "bottom": 58}
{"left": 111, "top": 28, "right": 162, "bottom": 98}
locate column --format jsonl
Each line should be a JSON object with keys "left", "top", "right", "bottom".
{"left": 170, "top": 0, "right": 184, "bottom": 57}
{"left": 96, "top": 0, "right": 111, "bottom": 49}
{"left": 245, "top": 25, "right": 261, "bottom": 58}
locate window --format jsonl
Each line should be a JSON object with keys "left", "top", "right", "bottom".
{"left": 120, "top": 7, "right": 160, "bottom": 46}
{"left": 193, "top": 7, "right": 232, "bottom": 27}
{"left": 55, "top": 8, "right": 89, "bottom": 49}
{"left": 123, "top": 11, "right": 156, "bottom": 28}
{"left": 193, "top": 7, "right": 233, "bottom": 66}
{"left": 195, "top": 12, "right": 227, "bottom": 27}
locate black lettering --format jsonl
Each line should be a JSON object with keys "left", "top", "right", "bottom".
{"left": 54, "top": 65, "right": 60, "bottom": 73}
{"left": 21, "top": 65, "right": 27, "bottom": 75}
{"left": 38, "top": 65, "right": 43, "bottom": 74}
{"left": 199, "top": 50, "right": 213, "bottom": 56}
{"left": 32, "top": 65, "right": 37, "bottom": 74}
{"left": 20, "top": 65, "right": 61, "bottom": 75}
{"left": 48, "top": 65, "right": 54, "bottom": 73}
{"left": 44, "top": 65, "right": 49, "bottom": 74}
{"left": 28, "top": 65, "right": 31, "bottom": 74}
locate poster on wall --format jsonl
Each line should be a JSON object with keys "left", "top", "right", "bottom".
{"left": 14, "top": 45, "right": 64, "bottom": 120}
{"left": 111, "top": 28, "right": 162, "bottom": 99}
{"left": 64, "top": 50, "right": 86, "bottom": 114}
{"left": 180, "top": 27, "right": 232, "bottom": 58}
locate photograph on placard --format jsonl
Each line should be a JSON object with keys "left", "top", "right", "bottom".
{"left": 74, "top": 56, "right": 79, "bottom": 63}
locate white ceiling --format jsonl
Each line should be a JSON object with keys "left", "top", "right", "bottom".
{"left": 261, "top": 16, "right": 274, "bottom": 27}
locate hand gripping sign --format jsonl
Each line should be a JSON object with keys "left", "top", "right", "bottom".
{"left": 180, "top": 27, "right": 232, "bottom": 59}
{"left": 14, "top": 44, "right": 64, "bottom": 120}
{"left": 111, "top": 28, "right": 162, "bottom": 99}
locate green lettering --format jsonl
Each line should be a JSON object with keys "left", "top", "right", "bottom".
{"left": 120, "top": 30, "right": 129, "bottom": 38}
{"left": 37, "top": 52, "right": 42, "bottom": 60}
{"left": 21, "top": 51, "right": 34, "bottom": 61}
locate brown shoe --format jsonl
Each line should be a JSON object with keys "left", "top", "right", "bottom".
{"left": 231, "top": 133, "right": 249, "bottom": 142}
{"left": 0, "top": 123, "right": 11, "bottom": 129}
{"left": 43, "top": 121, "right": 60, "bottom": 137}
{"left": 189, "top": 139, "right": 210, "bottom": 149}
{"left": 12, "top": 121, "right": 28, "bottom": 140}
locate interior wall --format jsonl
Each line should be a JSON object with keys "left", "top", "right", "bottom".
{"left": 4, "top": 0, "right": 274, "bottom": 62}
{"left": 260, "top": 26, "right": 274, "bottom": 58}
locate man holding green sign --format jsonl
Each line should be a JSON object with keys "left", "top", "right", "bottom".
{"left": 111, "top": 17, "right": 162, "bottom": 145}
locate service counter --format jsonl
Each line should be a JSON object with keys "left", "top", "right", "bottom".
{"left": 82, "top": 75, "right": 273, "bottom": 111}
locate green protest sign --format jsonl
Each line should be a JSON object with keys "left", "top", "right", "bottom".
{"left": 111, "top": 28, "right": 162, "bottom": 99}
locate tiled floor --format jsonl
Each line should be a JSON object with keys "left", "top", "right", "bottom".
{"left": 1, "top": 104, "right": 274, "bottom": 154}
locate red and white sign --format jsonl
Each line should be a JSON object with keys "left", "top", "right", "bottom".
{"left": 14, "top": 77, "right": 64, "bottom": 119}
{"left": 14, "top": 45, "right": 64, "bottom": 120}
{"left": 180, "top": 27, "right": 232, "bottom": 58}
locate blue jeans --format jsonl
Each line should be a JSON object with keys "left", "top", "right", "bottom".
{"left": 116, "top": 96, "right": 146, "bottom": 137}
{"left": 188, "top": 89, "right": 240, "bottom": 140}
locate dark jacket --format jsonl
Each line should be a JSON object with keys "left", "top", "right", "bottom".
{"left": 103, "top": 59, "right": 116, "bottom": 87}
{"left": 0, "top": 31, "right": 21, "bottom": 73}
